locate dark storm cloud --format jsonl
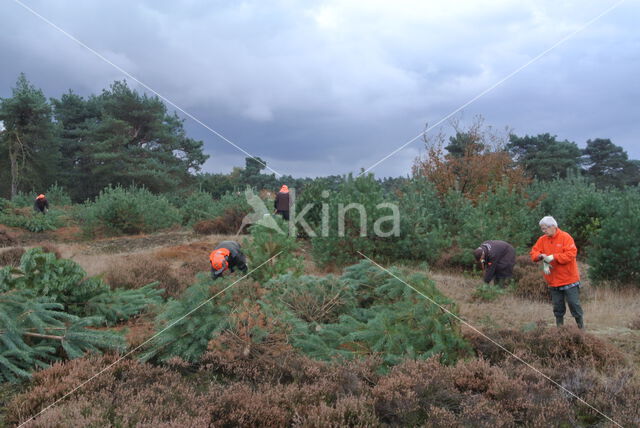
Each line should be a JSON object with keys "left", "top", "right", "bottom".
{"left": 1, "top": 0, "right": 638, "bottom": 177}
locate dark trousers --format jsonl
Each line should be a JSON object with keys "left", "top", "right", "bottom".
{"left": 550, "top": 286, "right": 584, "bottom": 328}
{"left": 276, "top": 210, "right": 289, "bottom": 221}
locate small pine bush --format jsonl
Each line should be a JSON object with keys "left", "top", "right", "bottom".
{"left": 588, "top": 189, "right": 640, "bottom": 285}
{"left": 471, "top": 282, "right": 506, "bottom": 302}
{"left": 81, "top": 186, "right": 181, "bottom": 237}
{"left": 244, "top": 216, "right": 303, "bottom": 284}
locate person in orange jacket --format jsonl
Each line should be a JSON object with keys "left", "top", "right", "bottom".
{"left": 274, "top": 185, "right": 290, "bottom": 220}
{"left": 530, "top": 216, "right": 584, "bottom": 328}
{"left": 33, "top": 194, "right": 49, "bottom": 214}
{"left": 209, "top": 241, "right": 248, "bottom": 280}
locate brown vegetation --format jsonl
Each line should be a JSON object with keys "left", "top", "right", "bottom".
{"left": 0, "top": 247, "right": 25, "bottom": 267}
{"left": 102, "top": 254, "right": 185, "bottom": 298}
{"left": 193, "top": 207, "right": 246, "bottom": 235}
{"left": 512, "top": 255, "right": 550, "bottom": 302}
{"left": 412, "top": 118, "right": 530, "bottom": 201}
{"left": 0, "top": 227, "right": 17, "bottom": 247}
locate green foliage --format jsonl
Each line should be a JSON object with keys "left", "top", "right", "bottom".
{"left": 266, "top": 261, "right": 470, "bottom": 367}
{"left": 588, "top": 189, "right": 640, "bottom": 285}
{"left": 311, "top": 173, "right": 399, "bottom": 267}
{"left": 0, "top": 249, "right": 152, "bottom": 381}
{"left": 244, "top": 216, "right": 303, "bottom": 284}
{"left": 3, "top": 248, "right": 162, "bottom": 324}
{"left": 0, "top": 288, "right": 126, "bottom": 382}
{"left": 528, "top": 175, "right": 610, "bottom": 252}
{"left": 10, "top": 184, "right": 72, "bottom": 208}
{"left": 472, "top": 283, "right": 507, "bottom": 302}
{"left": 507, "top": 133, "right": 582, "bottom": 180}
{"left": 180, "top": 191, "right": 215, "bottom": 225}
{"left": 396, "top": 178, "right": 451, "bottom": 263}
{"left": 81, "top": 185, "right": 181, "bottom": 237}
{"left": 51, "top": 81, "right": 208, "bottom": 201}
{"left": 0, "top": 209, "right": 60, "bottom": 232}
{"left": 140, "top": 275, "right": 237, "bottom": 363}
{"left": 0, "top": 73, "right": 57, "bottom": 199}
{"left": 582, "top": 138, "right": 640, "bottom": 188}
{"left": 457, "top": 183, "right": 541, "bottom": 252}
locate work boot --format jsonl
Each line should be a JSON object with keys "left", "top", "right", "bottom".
{"left": 555, "top": 317, "right": 564, "bottom": 327}
{"left": 575, "top": 317, "right": 584, "bottom": 329}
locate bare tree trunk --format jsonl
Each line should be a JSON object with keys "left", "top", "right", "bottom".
{"left": 9, "top": 133, "right": 27, "bottom": 200}
{"left": 9, "top": 146, "right": 18, "bottom": 199}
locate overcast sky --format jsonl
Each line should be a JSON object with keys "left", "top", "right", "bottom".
{"left": 1, "top": 0, "right": 638, "bottom": 178}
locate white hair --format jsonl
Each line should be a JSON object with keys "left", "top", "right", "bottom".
{"left": 539, "top": 216, "right": 558, "bottom": 227}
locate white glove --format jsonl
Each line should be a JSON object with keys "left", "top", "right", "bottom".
{"left": 543, "top": 262, "right": 551, "bottom": 275}
{"left": 543, "top": 255, "right": 554, "bottom": 263}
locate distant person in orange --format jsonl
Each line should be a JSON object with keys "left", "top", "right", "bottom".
{"left": 33, "top": 194, "right": 49, "bottom": 214}
{"left": 209, "top": 240, "right": 248, "bottom": 280}
{"left": 530, "top": 216, "right": 584, "bottom": 329}
{"left": 274, "top": 184, "right": 290, "bottom": 220}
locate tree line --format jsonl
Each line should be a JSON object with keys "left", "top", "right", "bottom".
{"left": 1, "top": 74, "right": 639, "bottom": 203}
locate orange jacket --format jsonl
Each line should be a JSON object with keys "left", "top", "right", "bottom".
{"left": 530, "top": 228, "right": 580, "bottom": 287}
{"left": 209, "top": 248, "right": 230, "bottom": 272}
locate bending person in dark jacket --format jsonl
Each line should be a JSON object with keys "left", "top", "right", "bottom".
{"left": 473, "top": 240, "right": 516, "bottom": 286}
{"left": 34, "top": 194, "right": 49, "bottom": 214}
{"left": 209, "top": 240, "right": 248, "bottom": 280}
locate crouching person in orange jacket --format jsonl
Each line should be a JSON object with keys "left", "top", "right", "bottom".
{"left": 530, "top": 216, "right": 584, "bottom": 329}
{"left": 209, "top": 241, "right": 248, "bottom": 280}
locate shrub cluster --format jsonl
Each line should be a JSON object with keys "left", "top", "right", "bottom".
{"left": 80, "top": 186, "right": 181, "bottom": 237}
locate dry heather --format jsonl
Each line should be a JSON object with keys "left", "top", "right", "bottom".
{"left": 0, "top": 227, "right": 18, "bottom": 247}
{"left": 0, "top": 247, "right": 25, "bottom": 267}
{"left": 102, "top": 254, "right": 185, "bottom": 298}
{"left": 193, "top": 208, "right": 246, "bottom": 235}
{"left": 9, "top": 340, "right": 640, "bottom": 427}
{"left": 511, "top": 255, "right": 549, "bottom": 302}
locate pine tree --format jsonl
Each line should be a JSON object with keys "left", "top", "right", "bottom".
{"left": 0, "top": 248, "right": 161, "bottom": 381}
{"left": 0, "top": 288, "right": 125, "bottom": 382}
{"left": 13, "top": 248, "right": 162, "bottom": 323}
{"left": 243, "top": 216, "right": 302, "bottom": 284}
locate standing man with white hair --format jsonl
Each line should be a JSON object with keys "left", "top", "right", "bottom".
{"left": 530, "top": 216, "right": 584, "bottom": 328}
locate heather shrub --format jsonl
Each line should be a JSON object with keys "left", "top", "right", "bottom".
{"left": 0, "top": 227, "right": 18, "bottom": 247}
{"left": 192, "top": 207, "right": 245, "bottom": 235}
{"left": 0, "top": 247, "right": 24, "bottom": 266}
{"left": 294, "top": 396, "right": 379, "bottom": 427}
{"left": 372, "top": 357, "right": 574, "bottom": 427}
{"left": 5, "top": 355, "right": 209, "bottom": 427}
{"left": 465, "top": 325, "right": 627, "bottom": 372}
{"left": 81, "top": 185, "right": 181, "bottom": 237}
{"left": 511, "top": 255, "right": 549, "bottom": 302}
{"left": 103, "top": 254, "right": 183, "bottom": 298}
{"left": 192, "top": 219, "right": 219, "bottom": 234}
